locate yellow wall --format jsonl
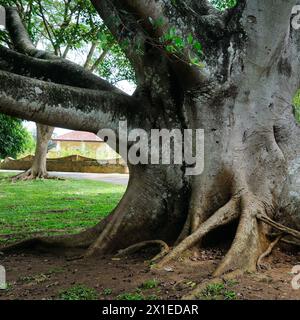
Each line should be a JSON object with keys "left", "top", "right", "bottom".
{"left": 0, "top": 155, "right": 129, "bottom": 174}
{"left": 48, "top": 141, "right": 119, "bottom": 160}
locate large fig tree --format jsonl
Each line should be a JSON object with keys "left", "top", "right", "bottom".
{"left": 1, "top": 0, "right": 300, "bottom": 296}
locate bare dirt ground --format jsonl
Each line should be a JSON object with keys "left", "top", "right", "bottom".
{"left": 0, "top": 246, "right": 299, "bottom": 300}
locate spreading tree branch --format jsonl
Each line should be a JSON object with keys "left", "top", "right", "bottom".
{"left": 0, "top": 5, "right": 146, "bottom": 138}
{"left": 84, "top": 42, "right": 98, "bottom": 69}
{"left": 0, "top": 70, "right": 140, "bottom": 134}
{"left": 0, "top": 45, "right": 119, "bottom": 92}
{"left": 4, "top": 7, "right": 121, "bottom": 93}
{"left": 90, "top": 48, "right": 109, "bottom": 73}
{"left": 5, "top": 6, "right": 42, "bottom": 57}
{"left": 118, "top": 0, "right": 222, "bottom": 39}
{"left": 91, "top": 0, "right": 208, "bottom": 88}
{"left": 91, "top": 0, "right": 145, "bottom": 77}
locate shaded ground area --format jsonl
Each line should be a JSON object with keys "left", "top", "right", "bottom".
{"left": 0, "top": 248, "right": 299, "bottom": 300}
{"left": 0, "top": 173, "right": 299, "bottom": 300}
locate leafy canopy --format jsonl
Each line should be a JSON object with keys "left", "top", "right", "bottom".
{"left": 0, "top": 115, "right": 35, "bottom": 159}
{"left": 210, "top": 0, "right": 237, "bottom": 10}
{"left": 293, "top": 91, "right": 300, "bottom": 123}
{"left": 0, "top": 0, "right": 135, "bottom": 84}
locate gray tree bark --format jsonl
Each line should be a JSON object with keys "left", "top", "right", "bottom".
{"left": 6, "top": 8, "right": 56, "bottom": 180}
{"left": 13, "top": 124, "right": 54, "bottom": 180}
{"left": 0, "top": 1, "right": 300, "bottom": 293}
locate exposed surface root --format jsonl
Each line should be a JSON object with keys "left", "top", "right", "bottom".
{"left": 0, "top": 221, "right": 109, "bottom": 255}
{"left": 254, "top": 214, "right": 300, "bottom": 269}
{"left": 281, "top": 237, "right": 300, "bottom": 246}
{"left": 84, "top": 210, "right": 123, "bottom": 257}
{"left": 257, "top": 214, "right": 300, "bottom": 240}
{"left": 155, "top": 197, "right": 240, "bottom": 269}
{"left": 154, "top": 192, "right": 286, "bottom": 281}
{"left": 11, "top": 169, "right": 64, "bottom": 181}
{"left": 174, "top": 213, "right": 191, "bottom": 245}
{"left": 115, "top": 240, "right": 169, "bottom": 262}
{"left": 0, "top": 237, "right": 72, "bottom": 254}
{"left": 257, "top": 235, "right": 282, "bottom": 270}
{"left": 2, "top": 185, "right": 299, "bottom": 299}
{"left": 1, "top": 235, "right": 87, "bottom": 254}
{"left": 11, "top": 169, "right": 47, "bottom": 181}
{"left": 213, "top": 195, "right": 266, "bottom": 276}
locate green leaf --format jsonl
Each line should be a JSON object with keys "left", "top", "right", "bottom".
{"left": 187, "top": 34, "right": 194, "bottom": 45}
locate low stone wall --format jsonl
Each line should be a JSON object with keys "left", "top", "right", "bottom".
{"left": 0, "top": 155, "right": 129, "bottom": 174}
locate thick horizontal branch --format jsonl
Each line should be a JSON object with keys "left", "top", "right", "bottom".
{"left": 0, "top": 45, "right": 121, "bottom": 92}
{"left": 0, "top": 70, "right": 140, "bottom": 133}
{"left": 4, "top": 7, "right": 121, "bottom": 93}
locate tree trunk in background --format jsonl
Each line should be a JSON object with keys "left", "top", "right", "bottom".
{"left": 30, "top": 124, "right": 54, "bottom": 178}
{"left": 13, "top": 124, "right": 54, "bottom": 180}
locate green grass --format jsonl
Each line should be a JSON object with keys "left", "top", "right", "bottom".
{"left": 116, "top": 281, "right": 161, "bottom": 300}
{"left": 293, "top": 90, "right": 300, "bottom": 123}
{"left": 0, "top": 173, "right": 126, "bottom": 244}
{"left": 117, "top": 292, "right": 145, "bottom": 300}
{"left": 58, "top": 284, "right": 99, "bottom": 300}
{"left": 116, "top": 291, "right": 159, "bottom": 300}
{"left": 198, "top": 283, "right": 237, "bottom": 300}
{"left": 140, "top": 279, "right": 160, "bottom": 290}
{"left": 102, "top": 288, "right": 113, "bottom": 296}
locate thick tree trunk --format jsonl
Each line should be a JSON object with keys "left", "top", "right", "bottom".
{"left": 13, "top": 124, "right": 54, "bottom": 180}
{"left": 81, "top": 1, "right": 300, "bottom": 277}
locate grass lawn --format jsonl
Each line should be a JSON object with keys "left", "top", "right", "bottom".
{"left": 0, "top": 173, "right": 126, "bottom": 244}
